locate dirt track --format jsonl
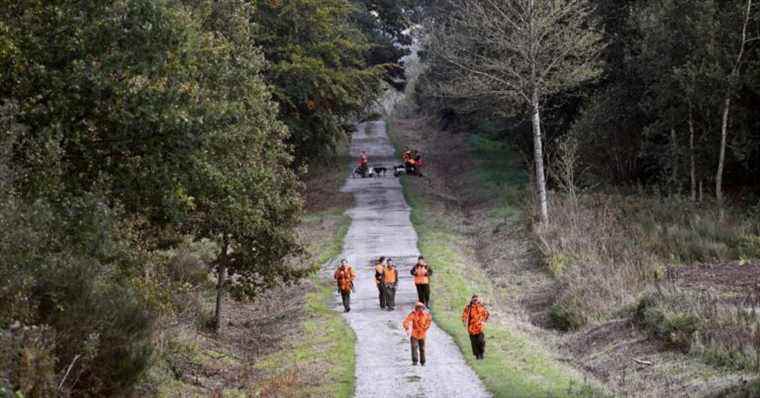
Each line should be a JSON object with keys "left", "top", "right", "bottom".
{"left": 336, "top": 121, "right": 490, "bottom": 398}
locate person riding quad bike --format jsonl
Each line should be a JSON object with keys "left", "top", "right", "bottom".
{"left": 402, "top": 149, "right": 422, "bottom": 176}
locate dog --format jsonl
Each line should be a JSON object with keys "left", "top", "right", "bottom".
{"left": 372, "top": 167, "right": 387, "bottom": 177}
{"left": 393, "top": 165, "right": 406, "bottom": 177}
{"left": 352, "top": 166, "right": 375, "bottom": 178}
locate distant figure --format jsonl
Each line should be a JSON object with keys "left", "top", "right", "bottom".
{"left": 462, "top": 295, "right": 490, "bottom": 360}
{"left": 402, "top": 148, "right": 423, "bottom": 176}
{"left": 374, "top": 256, "right": 387, "bottom": 309}
{"left": 403, "top": 302, "right": 433, "bottom": 366}
{"left": 410, "top": 256, "right": 433, "bottom": 308}
{"left": 358, "top": 150, "right": 369, "bottom": 177}
{"left": 333, "top": 259, "right": 356, "bottom": 312}
{"left": 383, "top": 258, "right": 398, "bottom": 311}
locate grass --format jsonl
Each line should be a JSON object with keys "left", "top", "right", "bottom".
{"left": 252, "top": 275, "right": 356, "bottom": 397}
{"left": 400, "top": 178, "right": 607, "bottom": 398}
{"left": 466, "top": 135, "right": 530, "bottom": 220}
{"left": 251, "top": 210, "right": 355, "bottom": 398}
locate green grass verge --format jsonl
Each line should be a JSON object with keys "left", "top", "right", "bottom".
{"left": 252, "top": 210, "right": 355, "bottom": 398}
{"left": 466, "top": 134, "right": 529, "bottom": 221}
{"left": 401, "top": 183, "right": 606, "bottom": 397}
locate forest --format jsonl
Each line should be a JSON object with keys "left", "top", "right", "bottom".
{"left": 1, "top": 0, "right": 759, "bottom": 397}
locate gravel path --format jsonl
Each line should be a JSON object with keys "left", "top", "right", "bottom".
{"left": 336, "top": 121, "right": 490, "bottom": 398}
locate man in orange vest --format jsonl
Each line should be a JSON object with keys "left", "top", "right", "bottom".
{"left": 403, "top": 302, "right": 433, "bottom": 366}
{"left": 462, "top": 295, "right": 490, "bottom": 359}
{"left": 333, "top": 259, "right": 356, "bottom": 312}
{"left": 374, "top": 256, "right": 387, "bottom": 309}
{"left": 383, "top": 258, "right": 398, "bottom": 311}
{"left": 410, "top": 256, "right": 433, "bottom": 308}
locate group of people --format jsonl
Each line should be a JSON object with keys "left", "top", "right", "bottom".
{"left": 333, "top": 256, "right": 490, "bottom": 366}
{"left": 374, "top": 256, "right": 431, "bottom": 311}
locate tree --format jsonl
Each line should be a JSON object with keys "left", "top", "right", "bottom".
{"left": 0, "top": 2, "right": 308, "bottom": 395}
{"left": 714, "top": 0, "right": 758, "bottom": 216}
{"left": 428, "top": 0, "right": 605, "bottom": 224}
{"left": 152, "top": 0, "right": 308, "bottom": 334}
{"left": 252, "top": 0, "right": 385, "bottom": 163}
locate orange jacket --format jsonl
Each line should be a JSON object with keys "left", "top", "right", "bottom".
{"left": 374, "top": 263, "right": 385, "bottom": 285}
{"left": 334, "top": 266, "right": 356, "bottom": 292}
{"left": 462, "top": 303, "right": 490, "bottom": 335}
{"left": 411, "top": 263, "right": 432, "bottom": 285}
{"left": 383, "top": 266, "right": 398, "bottom": 285}
{"left": 403, "top": 310, "right": 432, "bottom": 340}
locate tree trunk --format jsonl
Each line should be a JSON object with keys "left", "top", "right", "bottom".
{"left": 716, "top": 95, "right": 731, "bottom": 217}
{"left": 531, "top": 91, "right": 549, "bottom": 225}
{"left": 214, "top": 238, "right": 230, "bottom": 334}
{"left": 688, "top": 102, "right": 696, "bottom": 202}
{"left": 670, "top": 127, "right": 678, "bottom": 192}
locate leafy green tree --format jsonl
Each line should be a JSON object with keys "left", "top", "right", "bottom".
{"left": 175, "top": 0, "right": 307, "bottom": 332}
{"left": 0, "top": 0, "right": 308, "bottom": 394}
{"left": 253, "top": 0, "right": 385, "bottom": 162}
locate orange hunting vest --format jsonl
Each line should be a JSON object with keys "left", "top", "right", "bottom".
{"left": 413, "top": 265, "right": 429, "bottom": 285}
{"left": 383, "top": 266, "right": 397, "bottom": 285}
{"left": 334, "top": 266, "right": 355, "bottom": 292}
{"left": 374, "top": 263, "right": 385, "bottom": 285}
{"left": 383, "top": 267, "right": 398, "bottom": 285}
{"left": 462, "top": 303, "right": 490, "bottom": 335}
{"left": 403, "top": 310, "right": 432, "bottom": 340}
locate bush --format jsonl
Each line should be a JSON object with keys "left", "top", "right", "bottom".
{"left": 549, "top": 301, "right": 588, "bottom": 331}
{"left": 0, "top": 195, "right": 156, "bottom": 397}
{"left": 537, "top": 191, "right": 759, "bottom": 328}
{"left": 636, "top": 287, "right": 760, "bottom": 370}
{"left": 0, "top": 326, "right": 57, "bottom": 398}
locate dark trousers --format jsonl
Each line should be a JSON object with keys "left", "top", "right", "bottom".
{"left": 384, "top": 284, "right": 396, "bottom": 309}
{"left": 340, "top": 290, "right": 351, "bottom": 312}
{"left": 415, "top": 284, "right": 430, "bottom": 308}
{"left": 469, "top": 333, "right": 486, "bottom": 359}
{"left": 410, "top": 337, "right": 426, "bottom": 365}
{"left": 376, "top": 283, "right": 386, "bottom": 308}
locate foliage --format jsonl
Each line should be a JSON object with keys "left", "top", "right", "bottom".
{"left": 0, "top": 0, "right": 310, "bottom": 395}
{"left": 637, "top": 286, "right": 760, "bottom": 372}
{"left": 252, "top": 0, "right": 386, "bottom": 162}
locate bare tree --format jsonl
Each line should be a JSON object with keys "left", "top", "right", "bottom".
{"left": 428, "top": 0, "right": 604, "bottom": 225}
{"left": 716, "top": 0, "right": 758, "bottom": 218}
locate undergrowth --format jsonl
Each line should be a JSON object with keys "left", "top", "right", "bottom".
{"left": 539, "top": 193, "right": 760, "bottom": 331}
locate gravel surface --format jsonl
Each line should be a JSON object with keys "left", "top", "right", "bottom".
{"left": 336, "top": 121, "right": 490, "bottom": 398}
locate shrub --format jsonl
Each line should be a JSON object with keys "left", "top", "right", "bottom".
{"left": 549, "top": 301, "right": 588, "bottom": 331}
{"left": 0, "top": 326, "right": 57, "bottom": 398}
{"left": 636, "top": 287, "right": 760, "bottom": 370}
{"left": 537, "top": 191, "right": 759, "bottom": 329}
{"left": 0, "top": 195, "right": 156, "bottom": 397}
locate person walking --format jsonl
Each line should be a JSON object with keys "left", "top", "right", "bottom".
{"left": 410, "top": 256, "right": 433, "bottom": 308}
{"left": 403, "top": 302, "right": 433, "bottom": 366}
{"left": 383, "top": 258, "right": 398, "bottom": 311}
{"left": 333, "top": 259, "right": 356, "bottom": 312}
{"left": 374, "top": 256, "right": 387, "bottom": 309}
{"left": 462, "top": 295, "right": 490, "bottom": 359}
